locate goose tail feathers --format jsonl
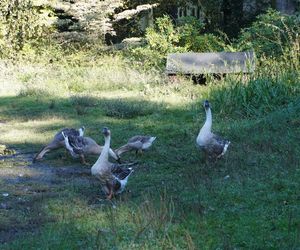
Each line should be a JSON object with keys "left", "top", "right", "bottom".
{"left": 218, "top": 140, "right": 231, "bottom": 158}
{"left": 149, "top": 137, "right": 156, "bottom": 143}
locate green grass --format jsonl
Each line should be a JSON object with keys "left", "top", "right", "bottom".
{"left": 0, "top": 53, "right": 299, "bottom": 249}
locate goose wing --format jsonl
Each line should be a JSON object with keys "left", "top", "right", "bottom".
{"left": 67, "top": 135, "right": 86, "bottom": 155}
{"left": 127, "top": 136, "right": 144, "bottom": 149}
{"left": 128, "top": 135, "right": 155, "bottom": 144}
{"left": 55, "top": 128, "right": 80, "bottom": 142}
{"left": 206, "top": 134, "right": 230, "bottom": 158}
{"left": 110, "top": 164, "right": 134, "bottom": 194}
{"left": 128, "top": 135, "right": 156, "bottom": 150}
{"left": 111, "top": 164, "right": 133, "bottom": 180}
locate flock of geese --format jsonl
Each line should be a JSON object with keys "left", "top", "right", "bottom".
{"left": 33, "top": 100, "right": 230, "bottom": 199}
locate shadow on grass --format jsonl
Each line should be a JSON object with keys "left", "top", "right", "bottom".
{"left": 0, "top": 94, "right": 300, "bottom": 248}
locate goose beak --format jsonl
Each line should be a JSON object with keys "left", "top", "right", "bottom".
{"left": 102, "top": 127, "right": 110, "bottom": 137}
{"left": 203, "top": 100, "right": 210, "bottom": 109}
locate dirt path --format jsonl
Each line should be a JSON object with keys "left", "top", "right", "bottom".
{"left": 0, "top": 150, "right": 95, "bottom": 244}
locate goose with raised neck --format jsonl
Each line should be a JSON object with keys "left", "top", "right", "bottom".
{"left": 196, "top": 100, "right": 230, "bottom": 160}
{"left": 91, "top": 127, "right": 134, "bottom": 199}
{"left": 91, "top": 128, "right": 111, "bottom": 177}
{"left": 197, "top": 101, "right": 213, "bottom": 147}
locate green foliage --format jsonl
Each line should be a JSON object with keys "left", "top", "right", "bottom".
{"left": 210, "top": 73, "right": 300, "bottom": 117}
{"left": 0, "top": 0, "right": 51, "bottom": 59}
{"left": 145, "top": 15, "right": 183, "bottom": 54}
{"left": 238, "top": 9, "right": 300, "bottom": 57}
{"left": 129, "top": 15, "right": 226, "bottom": 70}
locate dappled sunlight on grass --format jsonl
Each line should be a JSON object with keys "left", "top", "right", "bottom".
{"left": 0, "top": 51, "right": 299, "bottom": 248}
{"left": 0, "top": 117, "right": 80, "bottom": 146}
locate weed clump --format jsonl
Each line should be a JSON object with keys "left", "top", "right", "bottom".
{"left": 102, "top": 98, "right": 162, "bottom": 119}
{"left": 70, "top": 95, "right": 98, "bottom": 107}
{"left": 18, "top": 87, "right": 50, "bottom": 97}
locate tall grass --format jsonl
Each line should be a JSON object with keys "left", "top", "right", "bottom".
{"left": 208, "top": 39, "right": 300, "bottom": 117}
{"left": 0, "top": 54, "right": 163, "bottom": 98}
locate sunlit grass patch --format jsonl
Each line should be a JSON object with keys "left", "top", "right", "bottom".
{"left": 0, "top": 45, "right": 299, "bottom": 249}
{"left": 18, "top": 87, "right": 51, "bottom": 97}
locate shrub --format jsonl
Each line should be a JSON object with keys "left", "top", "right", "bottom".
{"left": 128, "top": 15, "right": 226, "bottom": 70}
{"left": 237, "top": 9, "right": 300, "bottom": 57}
{"left": 0, "top": 0, "right": 52, "bottom": 59}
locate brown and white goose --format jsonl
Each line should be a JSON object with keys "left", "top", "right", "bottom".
{"left": 115, "top": 135, "right": 156, "bottom": 156}
{"left": 91, "top": 127, "right": 134, "bottom": 200}
{"left": 196, "top": 100, "right": 230, "bottom": 160}
{"left": 33, "top": 127, "right": 85, "bottom": 162}
{"left": 62, "top": 132, "right": 120, "bottom": 165}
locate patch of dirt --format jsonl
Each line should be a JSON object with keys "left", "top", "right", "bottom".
{"left": 0, "top": 149, "right": 94, "bottom": 244}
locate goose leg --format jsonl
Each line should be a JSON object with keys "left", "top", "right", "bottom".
{"left": 33, "top": 141, "right": 60, "bottom": 162}
{"left": 33, "top": 146, "right": 50, "bottom": 162}
{"left": 80, "top": 154, "right": 89, "bottom": 166}
{"left": 107, "top": 188, "right": 113, "bottom": 200}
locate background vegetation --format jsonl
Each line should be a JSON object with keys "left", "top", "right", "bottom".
{"left": 0, "top": 1, "right": 299, "bottom": 249}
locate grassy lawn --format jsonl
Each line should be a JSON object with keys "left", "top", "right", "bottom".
{"left": 0, "top": 59, "right": 299, "bottom": 249}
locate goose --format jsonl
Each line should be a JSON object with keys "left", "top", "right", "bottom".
{"left": 91, "top": 127, "right": 134, "bottom": 199}
{"left": 115, "top": 135, "right": 156, "bottom": 156}
{"left": 33, "top": 127, "right": 85, "bottom": 162}
{"left": 196, "top": 100, "right": 230, "bottom": 160}
{"left": 61, "top": 132, "right": 121, "bottom": 165}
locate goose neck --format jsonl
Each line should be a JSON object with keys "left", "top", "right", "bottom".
{"left": 203, "top": 108, "right": 212, "bottom": 130}
{"left": 95, "top": 136, "right": 110, "bottom": 165}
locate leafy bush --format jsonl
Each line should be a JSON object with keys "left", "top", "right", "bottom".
{"left": 0, "top": 0, "right": 52, "bottom": 59}
{"left": 238, "top": 9, "right": 300, "bottom": 57}
{"left": 129, "top": 15, "right": 226, "bottom": 70}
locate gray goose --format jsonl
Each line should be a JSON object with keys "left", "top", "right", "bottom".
{"left": 196, "top": 100, "right": 230, "bottom": 160}
{"left": 33, "top": 127, "right": 85, "bottom": 162}
{"left": 115, "top": 135, "right": 156, "bottom": 156}
{"left": 62, "top": 132, "right": 120, "bottom": 165}
{"left": 91, "top": 127, "right": 134, "bottom": 200}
